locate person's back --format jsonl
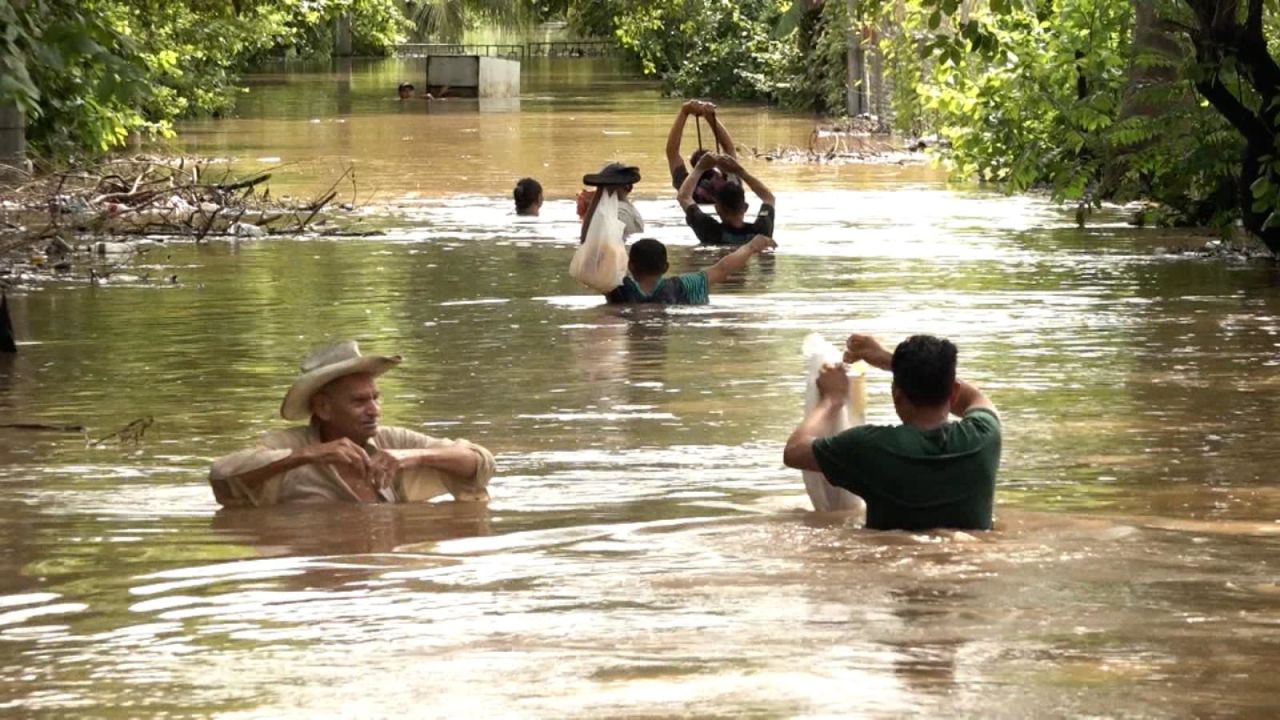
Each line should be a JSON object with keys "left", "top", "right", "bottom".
{"left": 678, "top": 153, "right": 775, "bottom": 247}
{"left": 603, "top": 236, "right": 775, "bottom": 306}
{"left": 812, "top": 407, "right": 1000, "bottom": 530}
{"left": 784, "top": 333, "right": 1001, "bottom": 531}
{"left": 605, "top": 274, "right": 708, "bottom": 305}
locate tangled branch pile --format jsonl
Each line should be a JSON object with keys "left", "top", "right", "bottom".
{"left": 0, "top": 157, "right": 359, "bottom": 264}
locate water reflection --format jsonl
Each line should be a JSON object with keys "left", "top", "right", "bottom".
{"left": 211, "top": 502, "right": 493, "bottom": 557}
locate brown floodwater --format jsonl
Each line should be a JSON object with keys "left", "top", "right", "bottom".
{"left": 2, "top": 58, "right": 1279, "bottom": 718}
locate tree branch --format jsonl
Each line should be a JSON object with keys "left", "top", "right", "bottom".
{"left": 1247, "top": 0, "right": 1263, "bottom": 37}
{"left": 1195, "top": 72, "right": 1269, "bottom": 140}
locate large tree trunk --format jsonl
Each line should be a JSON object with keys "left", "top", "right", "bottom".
{"left": 1181, "top": 0, "right": 1280, "bottom": 254}
{"left": 1123, "top": 0, "right": 1182, "bottom": 114}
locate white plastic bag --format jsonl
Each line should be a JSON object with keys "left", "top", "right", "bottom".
{"left": 802, "top": 333, "right": 868, "bottom": 513}
{"left": 569, "top": 190, "right": 628, "bottom": 293}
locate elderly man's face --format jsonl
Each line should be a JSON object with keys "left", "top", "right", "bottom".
{"left": 313, "top": 373, "right": 382, "bottom": 444}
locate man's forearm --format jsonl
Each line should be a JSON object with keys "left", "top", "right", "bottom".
{"left": 404, "top": 445, "right": 481, "bottom": 479}
{"left": 738, "top": 169, "right": 775, "bottom": 206}
{"left": 865, "top": 348, "right": 892, "bottom": 371}
{"left": 709, "top": 114, "right": 737, "bottom": 157}
{"left": 950, "top": 379, "right": 994, "bottom": 417}
{"left": 666, "top": 109, "right": 690, "bottom": 166}
{"left": 706, "top": 242, "right": 758, "bottom": 283}
{"left": 217, "top": 449, "right": 312, "bottom": 492}
{"left": 678, "top": 165, "right": 709, "bottom": 206}
{"left": 783, "top": 397, "right": 843, "bottom": 471}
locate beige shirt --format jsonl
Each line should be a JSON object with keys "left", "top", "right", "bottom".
{"left": 617, "top": 199, "right": 644, "bottom": 238}
{"left": 208, "top": 425, "right": 496, "bottom": 507}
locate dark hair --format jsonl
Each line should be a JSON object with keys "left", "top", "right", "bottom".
{"left": 514, "top": 177, "right": 542, "bottom": 214}
{"left": 628, "top": 238, "right": 668, "bottom": 276}
{"left": 891, "top": 335, "right": 958, "bottom": 406}
{"left": 714, "top": 181, "right": 747, "bottom": 212}
{"left": 690, "top": 149, "right": 709, "bottom": 167}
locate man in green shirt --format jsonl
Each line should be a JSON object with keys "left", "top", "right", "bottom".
{"left": 783, "top": 334, "right": 1001, "bottom": 531}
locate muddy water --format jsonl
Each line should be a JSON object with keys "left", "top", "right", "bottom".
{"left": 2, "top": 59, "right": 1280, "bottom": 717}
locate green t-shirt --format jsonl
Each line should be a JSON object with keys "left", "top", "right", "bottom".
{"left": 812, "top": 408, "right": 1002, "bottom": 531}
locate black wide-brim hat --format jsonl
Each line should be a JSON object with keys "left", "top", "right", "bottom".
{"left": 583, "top": 162, "right": 641, "bottom": 187}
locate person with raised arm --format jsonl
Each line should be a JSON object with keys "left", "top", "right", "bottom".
{"left": 666, "top": 99, "right": 739, "bottom": 205}
{"left": 783, "top": 334, "right": 1002, "bottom": 530}
{"left": 678, "top": 152, "right": 776, "bottom": 246}
{"left": 602, "top": 235, "right": 776, "bottom": 305}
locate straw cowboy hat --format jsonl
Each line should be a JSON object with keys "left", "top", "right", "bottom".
{"left": 280, "top": 340, "right": 401, "bottom": 420}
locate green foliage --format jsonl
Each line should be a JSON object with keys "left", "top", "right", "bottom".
{"left": 575, "top": 0, "right": 821, "bottom": 106}
{"left": 905, "top": 0, "right": 1252, "bottom": 235}
{"left": 0, "top": 0, "right": 408, "bottom": 157}
{"left": 408, "top": 0, "right": 536, "bottom": 44}
{"left": 914, "top": 0, "right": 1133, "bottom": 199}
{"left": 0, "top": 0, "right": 153, "bottom": 153}
{"left": 563, "top": 0, "right": 889, "bottom": 114}
{"left": 605, "top": 0, "right": 790, "bottom": 100}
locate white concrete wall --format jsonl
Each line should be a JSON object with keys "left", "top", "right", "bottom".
{"left": 427, "top": 56, "right": 520, "bottom": 98}
{"left": 428, "top": 56, "right": 480, "bottom": 89}
{"left": 477, "top": 57, "right": 520, "bottom": 98}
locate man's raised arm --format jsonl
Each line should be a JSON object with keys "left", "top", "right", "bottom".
{"left": 666, "top": 101, "right": 698, "bottom": 172}
{"left": 717, "top": 156, "right": 774, "bottom": 207}
{"left": 951, "top": 380, "right": 997, "bottom": 418}
{"left": 844, "top": 333, "right": 998, "bottom": 419}
{"left": 783, "top": 363, "right": 850, "bottom": 472}
{"left": 707, "top": 110, "right": 738, "bottom": 158}
{"left": 704, "top": 234, "right": 776, "bottom": 285}
{"left": 678, "top": 151, "right": 718, "bottom": 210}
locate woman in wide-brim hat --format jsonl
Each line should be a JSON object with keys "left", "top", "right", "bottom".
{"left": 579, "top": 161, "right": 643, "bottom": 243}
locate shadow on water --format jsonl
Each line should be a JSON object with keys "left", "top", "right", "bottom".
{"left": 210, "top": 502, "right": 493, "bottom": 557}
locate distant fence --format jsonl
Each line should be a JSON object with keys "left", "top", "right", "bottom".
{"left": 526, "top": 41, "right": 615, "bottom": 58}
{"left": 393, "top": 43, "right": 525, "bottom": 60}
{"left": 392, "top": 40, "right": 617, "bottom": 60}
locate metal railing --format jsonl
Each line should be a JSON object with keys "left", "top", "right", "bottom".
{"left": 526, "top": 41, "right": 615, "bottom": 58}
{"left": 392, "top": 40, "right": 617, "bottom": 60}
{"left": 393, "top": 43, "right": 525, "bottom": 59}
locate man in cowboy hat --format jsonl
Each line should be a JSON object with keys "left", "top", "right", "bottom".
{"left": 208, "top": 340, "right": 495, "bottom": 507}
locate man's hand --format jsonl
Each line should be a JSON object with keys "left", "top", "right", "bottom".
{"left": 694, "top": 151, "right": 718, "bottom": 171}
{"left": 844, "top": 334, "right": 892, "bottom": 371}
{"left": 748, "top": 234, "right": 776, "bottom": 253}
{"left": 716, "top": 155, "right": 744, "bottom": 175}
{"left": 685, "top": 100, "right": 716, "bottom": 116}
{"left": 816, "top": 363, "right": 850, "bottom": 405}
{"left": 303, "top": 438, "right": 372, "bottom": 477}
{"left": 368, "top": 452, "right": 405, "bottom": 496}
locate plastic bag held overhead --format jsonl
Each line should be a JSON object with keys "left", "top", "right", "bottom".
{"left": 801, "top": 333, "right": 868, "bottom": 513}
{"left": 569, "top": 190, "right": 628, "bottom": 293}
